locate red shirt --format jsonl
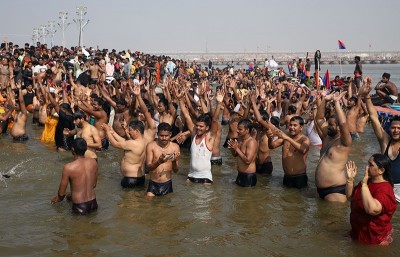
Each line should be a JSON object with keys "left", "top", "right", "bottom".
{"left": 350, "top": 181, "right": 397, "bottom": 244}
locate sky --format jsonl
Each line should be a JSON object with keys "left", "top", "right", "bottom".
{"left": 0, "top": 0, "right": 399, "bottom": 54}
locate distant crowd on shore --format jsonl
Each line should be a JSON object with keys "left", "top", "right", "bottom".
{"left": 0, "top": 41, "right": 398, "bottom": 245}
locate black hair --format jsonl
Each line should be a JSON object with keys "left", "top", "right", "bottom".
{"left": 129, "top": 120, "right": 145, "bottom": 134}
{"left": 355, "top": 56, "right": 361, "bottom": 61}
{"left": 158, "top": 97, "right": 169, "bottom": 111}
{"left": 259, "top": 109, "right": 270, "bottom": 121}
{"left": 390, "top": 116, "right": 400, "bottom": 126}
{"left": 290, "top": 116, "right": 305, "bottom": 126}
{"left": 372, "top": 153, "right": 393, "bottom": 186}
{"left": 288, "top": 105, "right": 297, "bottom": 114}
{"left": 73, "top": 110, "right": 86, "bottom": 120}
{"left": 157, "top": 122, "right": 172, "bottom": 133}
{"left": 197, "top": 113, "right": 212, "bottom": 127}
{"left": 349, "top": 96, "right": 358, "bottom": 104}
{"left": 238, "top": 118, "right": 253, "bottom": 131}
{"left": 72, "top": 138, "right": 87, "bottom": 156}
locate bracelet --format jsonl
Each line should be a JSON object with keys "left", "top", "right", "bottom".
{"left": 346, "top": 179, "right": 354, "bottom": 183}
{"left": 361, "top": 182, "right": 368, "bottom": 188}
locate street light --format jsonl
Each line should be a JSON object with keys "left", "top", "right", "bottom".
{"left": 47, "top": 21, "right": 57, "bottom": 48}
{"left": 73, "top": 6, "right": 89, "bottom": 48}
{"left": 58, "top": 11, "right": 70, "bottom": 48}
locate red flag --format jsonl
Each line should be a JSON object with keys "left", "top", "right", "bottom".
{"left": 338, "top": 40, "right": 346, "bottom": 50}
{"left": 323, "top": 70, "right": 330, "bottom": 89}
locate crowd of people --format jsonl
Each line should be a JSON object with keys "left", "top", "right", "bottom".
{"left": 0, "top": 41, "right": 398, "bottom": 245}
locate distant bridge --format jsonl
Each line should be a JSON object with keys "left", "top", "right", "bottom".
{"left": 150, "top": 51, "right": 400, "bottom": 66}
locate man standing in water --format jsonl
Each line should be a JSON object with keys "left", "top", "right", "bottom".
{"left": 102, "top": 120, "right": 147, "bottom": 188}
{"left": 64, "top": 110, "right": 101, "bottom": 160}
{"left": 178, "top": 88, "right": 224, "bottom": 184}
{"left": 228, "top": 119, "right": 258, "bottom": 187}
{"left": 11, "top": 84, "right": 28, "bottom": 141}
{"left": 315, "top": 92, "right": 352, "bottom": 202}
{"left": 146, "top": 123, "right": 180, "bottom": 196}
{"left": 51, "top": 138, "right": 98, "bottom": 215}
{"left": 268, "top": 116, "right": 311, "bottom": 189}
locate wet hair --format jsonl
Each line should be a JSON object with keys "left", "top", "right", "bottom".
{"left": 92, "top": 96, "right": 104, "bottom": 108}
{"left": 129, "top": 119, "right": 145, "bottom": 134}
{"left": 290, "top": 116, "right": 305, "bottom": 126}
{"left": 197, "top": 113, "right": 212, "bottom": 127}
{"left": 382, "top": 73, "right": 390, "bottom": 79}
{"left": 259, "top": 109, "right": 270, "bottom": 121}
{"left": 72, "top": 138, "right": 87, "bottom": 156}
{"left": 158, "top": 122, "right": 172, "bottom": 133}
{"left": 270, "top": 116, "right": 280, "bottom": 128}
{"left": 116, "top": 98, "right": 127, "bottom": 107}
{"left": 158, "top": 97, "right": 169, "bottom": 110}
{"left": 390, "top": 116, "right": 400, "bottom": 126}
{"left": 371, "top": 153, "right": 393, "bottom": 186}
{"left": 238, "top": 118, "right": 253, "bottom": 131}
{"left": 73, "top": 110, "right": 86, "bottom": 120}
{"left": 288, "top": 105, "right": 297, "bottom": 114}
{"left": 349, "top": 96, "right": 358, "bottom": 104}
{"left": 60, "top": 103, "right": 73, "bottom": 115}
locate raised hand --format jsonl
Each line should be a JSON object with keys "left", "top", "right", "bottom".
{"left": 132, "top": 84, "right": 140, "bottom": 96}
{"left": 216, "top": 89, "right": 225, "bottom": 103}
{"left": 345, "top": 160, "right": 357, "bottom": 181}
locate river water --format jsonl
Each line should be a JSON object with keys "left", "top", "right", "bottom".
{"left": 1, "top": 65, "right": 400, "bottom": 257}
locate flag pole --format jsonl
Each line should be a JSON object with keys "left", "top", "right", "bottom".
{"left": 339, "top": 53, "right": 342, "bottom": 77}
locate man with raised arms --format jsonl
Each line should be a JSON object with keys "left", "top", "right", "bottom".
{"left": 315, "top": 92, "right": 352, "bottom": 202}
{"left": 145, "top": 123, "right": 180, "bottom": 196}
{"left": 178, "top": 87, "right": 224, "bottom": 184}
{"left": 51, "top": 138, "right": 98, "bottom": 215}
{"left": 11, "top": 84, "right": 28, "bottom": 141}
{"left": 102, "top": 120, "right": 147, "bottom": 188}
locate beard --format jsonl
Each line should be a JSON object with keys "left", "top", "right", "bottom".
{"left": 327, "top": 129, "right": 338, "bottom": 137}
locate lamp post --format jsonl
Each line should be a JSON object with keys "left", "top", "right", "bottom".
{"left": 47, "top": 21, "right": 57, "bottom": 48}
{"left": 58, "top": 11, "right": 70, "bottom": 48}
{"left": 73, "top": 6, "right": 89, "bottom": 48}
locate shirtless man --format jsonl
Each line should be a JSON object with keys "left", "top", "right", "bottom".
{"left": 360, "top": 77, "right": 400, "bottom": 202}
{"left": 250, "top": 94, "right": 273, "bottom": 174}
{"left": 178, "top": 88, "right": 224, "bottom": 184}
{"left": 346, "top": 95, "right": 362, "bottom": 140}
{"left": 103, "top": 120, "right": 146, "bottom": 188}
{"left": 64, "top": 110, "right": 101, "bottom": 159}
{"left": 11, "top": 86, "right": 28, "bottom": 141}
{"left": 315, "top": 92, "right": 352, "bottom": 202}
{"left": 374, "top": 73, "right": 398, "bottom": 106}
{"left": 268, "top": 116, "right": 310, "bottom": 189}
{"left": 51, "top": 138, "right": 98, "bottom": 215}
{"left": 228, "top": 119, "right": 258, "bottom": 187}
{"left": 145, "top": 123, "right": 180, "bottom": 196}
{"left": 88, "top": 59, "right": 100, "bottom": 83}
{"left": 77, "top": 96, "right": 109, "bottom": 150}
{"left": 131, "top": 83, "right": 157, "bottom": 143}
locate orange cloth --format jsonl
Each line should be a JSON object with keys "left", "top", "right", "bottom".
{"left": 40, "top": 116, "right": 58, "bottom": 143}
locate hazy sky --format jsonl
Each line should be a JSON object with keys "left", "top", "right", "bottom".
{"left": 1, "top": 0, "right": 399, "bottom": 54}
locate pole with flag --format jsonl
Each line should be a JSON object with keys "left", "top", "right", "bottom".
{"left": 338, "top": 40, "right": 346, "bottom": 77}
